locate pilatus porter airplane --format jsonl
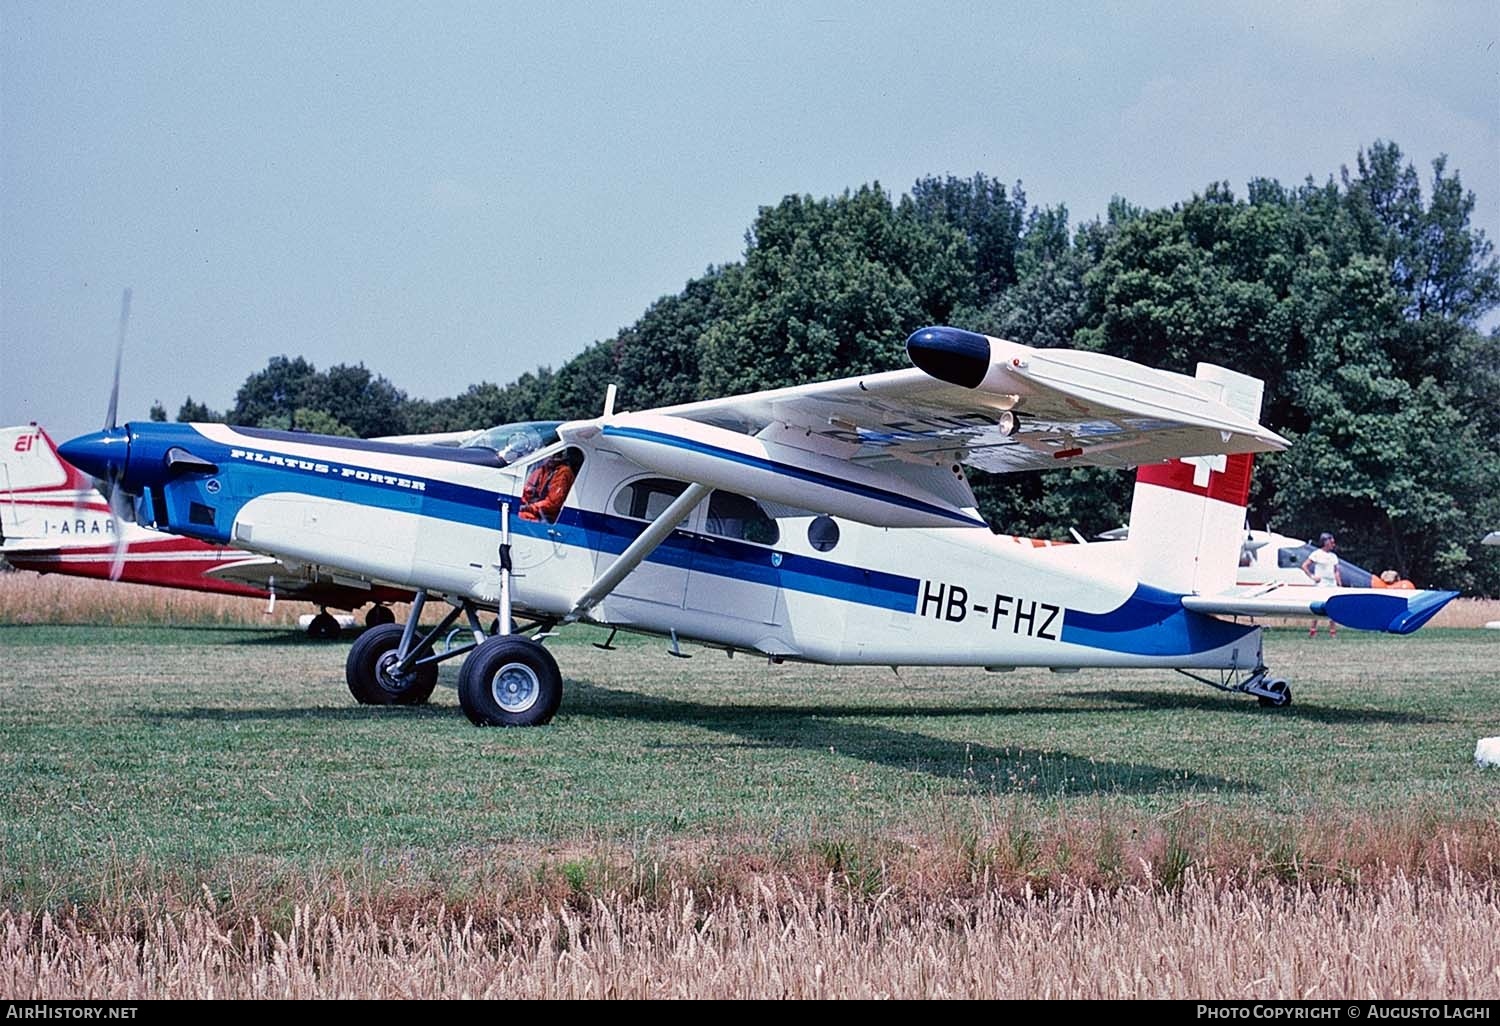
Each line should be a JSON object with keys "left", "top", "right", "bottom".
{"left": 60, "top": 326, "right": 1457, "bottom": 725}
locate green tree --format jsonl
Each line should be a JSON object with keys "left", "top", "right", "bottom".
{"left": 230, "top": 356, "right": 319, "bottom": 428}
{"left": 288, "top": 408, "right": 357, "bottom": 437}
{"left": 698, "top": 185, "right": 970, "bottom": 395}
{"left": 176, "top": 397, "right": 223, "bottom": 423}
{"left": 303, "top": 364, "right": 408, "bottom": 437}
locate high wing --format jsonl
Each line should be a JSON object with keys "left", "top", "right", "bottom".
{"left": 640, "top": 327, "right": 1285, "bottom": 474}
{"left": 560, "top": 327, "right": 1287, "bottom": 531}
{"left": 1182, "top": 585, "right": 1459, "bottom": 635}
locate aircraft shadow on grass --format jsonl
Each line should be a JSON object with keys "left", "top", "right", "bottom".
{"left": 1063, "top": 688, "right": 1440, "bottom": 726}
{"left": 564, "top": 680, "right": 1254, "bottom": 797}
{"left": 144, "top": 677, "right": 1253, "bottom": 797}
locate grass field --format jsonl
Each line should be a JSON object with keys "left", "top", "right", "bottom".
{"left": 1, "top": 573, "right": 1498, "bottom": 997}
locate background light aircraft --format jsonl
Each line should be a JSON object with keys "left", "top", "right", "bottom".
{"left": 1236, "top": 529, "right": 1376, "bottom": 589}
{"left": 59, "top": 326, "right": 1458, "bottom": 724}
{"left": 2, "top": 424, "right": 409, "bottom": 635}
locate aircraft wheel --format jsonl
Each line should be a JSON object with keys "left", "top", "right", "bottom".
{"left": 458, "top": 637, "right": 562, "bottom": 727}
{"left": 307, "top": 611, "right": 341, "bottom": 640}
{"left": 1256, "top": 678, "right": 1292, "bottom": 708}
{"left": 345, "top": 623, "right": 438, "bottom": 706}
{"left": 364, "top": 604, "right": 396, "bottom": 629}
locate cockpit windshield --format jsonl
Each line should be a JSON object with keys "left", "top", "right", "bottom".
{"left": 461, "top": 421, "right": 564, "bottom": 466}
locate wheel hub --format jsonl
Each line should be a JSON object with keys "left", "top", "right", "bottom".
{"left": 376, "top": 651, "right": 414, "bottom": 693}
{"left": 491, "top": 662, "right": 540, "bottom": 713}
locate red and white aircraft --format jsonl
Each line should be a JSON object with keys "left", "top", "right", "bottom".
{"left": 1, "top": 424, "right": 407, "bottom": 635}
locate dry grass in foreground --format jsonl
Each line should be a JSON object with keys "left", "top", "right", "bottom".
{"left": 5, "top": 873, "right": 1496, "bottom": 999}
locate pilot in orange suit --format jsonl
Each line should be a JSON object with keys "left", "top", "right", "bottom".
{"left": 518, "top": 451, "right": 576, "bottom": 522}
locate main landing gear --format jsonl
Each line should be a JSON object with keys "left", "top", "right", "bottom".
{"left": 1176, "top": 664, "right": 1293, "bottom": 708}
{"left": 457, "top": 635, "right": 563, "bottom": 727}
{"left": 342, "top": 589, "right": 563, "bottom": 726}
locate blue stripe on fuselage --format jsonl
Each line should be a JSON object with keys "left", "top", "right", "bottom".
{"left": 1060, "top": 583, "right": 1257, "bottom": 657}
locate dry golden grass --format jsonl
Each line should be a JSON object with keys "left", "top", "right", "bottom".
{"left": 4, "top": 872, "right": 1496, "bottom": 999}
{"left": 0, "top": 569, "right": 422, "bottom": 627}
{"left": 1430, "top": 597, "right": 1500, "bottom": 628}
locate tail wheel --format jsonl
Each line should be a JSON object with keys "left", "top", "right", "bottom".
{"left": 345, "top": 623, "right": 438, "bottom": 705}
{"left": 1256, "top": 677, "right": 1292, "bottom": 708}
{"left": 457, "top": 637, "right": 562, "bottom": 727}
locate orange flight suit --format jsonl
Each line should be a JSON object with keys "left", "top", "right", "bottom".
{"left": 519, "top": 459, "right": 575, "bottom": 522}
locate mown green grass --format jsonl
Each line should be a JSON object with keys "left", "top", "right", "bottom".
{"left": 1, "top": 622, "right": 1496, "bottom": 900}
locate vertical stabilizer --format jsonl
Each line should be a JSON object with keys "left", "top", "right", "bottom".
{"left": 1, "top": 425, "right": 96, "bottom": 494}
{"left": 1, "top": 425, "right": 108, "bottom": 541}
{"left": 1128, "top": 365, "right": 1263, "bottom": 596}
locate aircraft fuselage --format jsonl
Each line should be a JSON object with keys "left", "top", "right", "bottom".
{"left": 61, "top": 422, "right": 1262, "bottom": 671}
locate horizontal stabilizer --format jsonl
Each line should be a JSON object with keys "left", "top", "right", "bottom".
{"left": 1182, "top": 587, "right": 1459, "bottom": 635}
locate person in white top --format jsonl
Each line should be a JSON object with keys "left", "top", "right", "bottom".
{"left": 1301, "top": 532, "right": 1343, "bottom": 637}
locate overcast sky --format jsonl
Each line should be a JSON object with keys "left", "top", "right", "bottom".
{"left": 3, "top": 1, "right": 1496, "bottom": 443}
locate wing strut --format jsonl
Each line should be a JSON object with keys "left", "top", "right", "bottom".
{"left": 564, "top": 482, "right": 710, "bottom": 622}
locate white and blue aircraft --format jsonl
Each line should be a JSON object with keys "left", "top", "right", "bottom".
{"left": 59, "top": 327, "right": 1457, "bottom": 725}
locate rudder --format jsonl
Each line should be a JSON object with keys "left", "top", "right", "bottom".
{"left": 1128, "top": 365, "right": 1262, "bottom": 596}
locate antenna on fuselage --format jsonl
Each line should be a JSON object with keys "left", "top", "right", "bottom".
{"left": 603, "top": 383, "right": 617, "bottom": 418}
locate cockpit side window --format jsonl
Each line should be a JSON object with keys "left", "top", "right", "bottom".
{"left": 517, "top": 446, "right": 584, "bottom": 523}
{"left": 705, "top": 491, "right": 779, "bottom": 546}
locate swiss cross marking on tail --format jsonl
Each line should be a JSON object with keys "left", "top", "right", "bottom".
{"left": 1185, "top": 454, "right": 1226, "bottom": 487}
{"left": 1137, "top": 453, "right": 1254, "bottom": 507}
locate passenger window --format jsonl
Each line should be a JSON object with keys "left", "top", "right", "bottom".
{"left": 706, "top": 491, "right": 780, "bottom": 546}
{"left": 807, "top": 515, "right": 840, "bottom": 552}
{"left": 613, "top": 477, "right": 689, "bottom": 521}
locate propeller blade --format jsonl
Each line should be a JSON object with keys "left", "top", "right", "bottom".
{"left": 106, "top": 480, "right": 132, "bottom": 582}
{"left": 104, "top": 288, "right": 132, "bottom": 431}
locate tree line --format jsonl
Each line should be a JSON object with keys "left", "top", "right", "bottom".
{"left": 150, "top": 141, "right": 1500, "bottom": 593}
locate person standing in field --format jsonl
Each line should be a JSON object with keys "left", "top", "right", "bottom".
{"left": 1302, "top": 532, "right": 1343, "bottom": 637}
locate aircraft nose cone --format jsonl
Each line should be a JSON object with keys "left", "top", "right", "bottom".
{"left": 58, "top": 428, "right": 129, "bottom": 482}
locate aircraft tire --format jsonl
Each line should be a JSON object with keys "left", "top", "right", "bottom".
{"left": 364, "top": 605, "right": 396, "bottom": 629}
{"left": 458, "top": 637, "right": 562, "bottom": 727}
{"left": 345, "top": 623, "right": 438, "bottom": 706}
{"left": 307, "top": 611, "right": 342, "bottom": 640}
{"left": 1256, "top": 678, "right": 1292, "bottom": 708}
